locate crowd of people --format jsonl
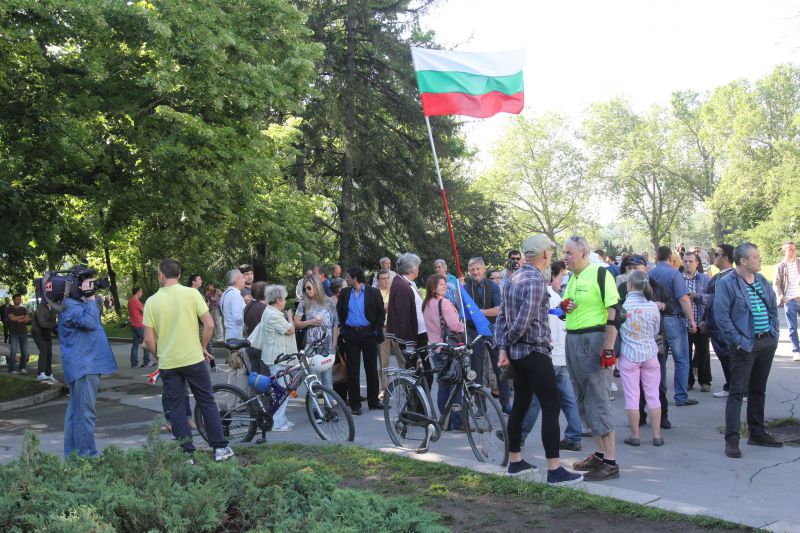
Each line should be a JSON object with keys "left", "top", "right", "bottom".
{"left": 1, "top": 236, "right": 794, "bottom": 474}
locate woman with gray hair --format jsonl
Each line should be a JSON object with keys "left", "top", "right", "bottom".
{"left": 252, "top": 284, "right": 297, "bottom": 431}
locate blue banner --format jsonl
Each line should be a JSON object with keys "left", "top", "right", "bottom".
{"left": 459, "top": 283, "right": 493, "bottom": 337}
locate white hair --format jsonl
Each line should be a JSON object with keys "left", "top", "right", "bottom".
{"left": 396, "top": 253, "right": 421, "bottom": 275}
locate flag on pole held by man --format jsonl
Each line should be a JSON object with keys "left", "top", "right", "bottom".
{"left": 411, "top": 47, "right": 526, "bottom": 118}
{"left": 459, "top": 283, "right": 493, "bottom": 337}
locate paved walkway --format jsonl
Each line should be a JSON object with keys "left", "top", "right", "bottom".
{"left": 2, "top": 333, "right": 800, "bottom": 531}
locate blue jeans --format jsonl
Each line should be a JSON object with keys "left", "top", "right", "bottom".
{"left": 130, "top": 326, "right": 151, "bottom": 367}
{"left": 521, "top": 365, "right": 582, "bottom": 442}
{"left": 8, "top": 333, "right": 29, "bottom": 372}
{"left": 785, "top": 299, "right": 800, "bottom": 352}
{"left": 431, "top": 352, "right": 463, "bottom": 429}
{"left": 161, "top": 361, "right": 228, "bottom": 452}
{"left": 663, "top": 316, "right": 691, "bottom": 404}
{"left": 64, "top": 374, "right": 101, "bottom": 457}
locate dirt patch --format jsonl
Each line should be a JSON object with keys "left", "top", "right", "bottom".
{"left": 768, "top": 419, "right": 800, "bottom": 446}
{"left": 339, "top": 472, "right": 744, "bottom": 532}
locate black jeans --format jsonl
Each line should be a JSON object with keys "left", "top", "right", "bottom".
{"left": 342, "top": 327, "right": 380, "bottom": 411}
{"left": 688, "top": 330, "right": 712, "bottom": 386}
{"left": 640, "top": 342, "right": 669, "bottom": 420}
{"left": 161, "top": 360, "right": 228, "bottom": 452}
{"left": 468, "top": 326, "right": 510, "bottom": 409}
{"left": 710, "top": 333, "right": 731, "bottom": 391}
{"left": 507, "top": 351, "right": 561, "bottom": 458}
{"left": 725, "top": 335, "right": 778, "bottom": 440}
{"left": 32, "top": 330, "right": 53, "bottom": 376}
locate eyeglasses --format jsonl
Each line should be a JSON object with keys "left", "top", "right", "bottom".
{"left": 713, "top": 252, "right": 722, "bottom": 257}
{"left": 304, "top": 286, "right": 313, "bottom": 291}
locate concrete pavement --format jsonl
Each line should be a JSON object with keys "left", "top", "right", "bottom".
{"left": 2, "top": 333, "right": 800, "bottom": 530}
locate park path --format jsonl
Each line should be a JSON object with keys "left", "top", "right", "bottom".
{"left": 1, "top": 335, "right": 800, "bottom": 531}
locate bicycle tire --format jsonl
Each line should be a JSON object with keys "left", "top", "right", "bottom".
{"left": 463, "top": 386, "right": 509, "bottom": 466}
{"left": 305, "top": 384, "right": 355, "bottom": 442}
{"left": 194, "top": 383, "right": 258, "bottom": 445}
{"left": 383, "top": 376, "right": 433, "bottom": 450}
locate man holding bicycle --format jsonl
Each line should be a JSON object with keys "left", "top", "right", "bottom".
{"left": 497, "top": 234, "right": 583, "bottom": 486}
{"left": 144, "top": 258, "right": 234, "bottom": 463}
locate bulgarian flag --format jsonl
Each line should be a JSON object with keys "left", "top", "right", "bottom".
{"left": 411, "top": 47, "right": 526, "bottom": 119}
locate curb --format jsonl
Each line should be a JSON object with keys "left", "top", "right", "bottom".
{"left": 374, "top": 446, "right": 800, "bottom": 531}
{"left": 0, "top": 386, "right": 65, "bottom": 413}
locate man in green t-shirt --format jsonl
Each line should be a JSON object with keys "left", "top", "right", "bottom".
{"left": 562, "top": 237, "right": 621, "bottom": 481}
{"left": 144, "top": 258, "right": 234, "bottom": 463}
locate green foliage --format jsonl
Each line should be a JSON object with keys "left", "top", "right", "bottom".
{"left": 0, "top": 431, "right": 446, "bottom": 532}
{"left": 477, "top": 112, "right": 591, "bottom": 243}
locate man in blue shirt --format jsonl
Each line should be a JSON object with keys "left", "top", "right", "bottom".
{"left": 647, "top": 246, "right": 698, "bottom": 407}
{"left": 715, "top": 243, "right": 781, "bottom": 458}
{"left": 336, "top": 266, "right": 385, "bottom": 416}
{"left": 59, "top": 274, "right": 118, "bottom": 457}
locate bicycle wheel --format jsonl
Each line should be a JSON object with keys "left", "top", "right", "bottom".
{"left": 463, "top": 386, "right": 509, "bottom": 466}
{"left": 305, "top": 384, "right": 355, "bottom": 442}
{"left": 194, "top": 384, "right": 257, "bottom": 445}
{"left": 383, "top": 376, "right": 433, "bottom": 450}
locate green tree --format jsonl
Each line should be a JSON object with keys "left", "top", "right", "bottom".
{"left": 477, "top": 113, "right": 590, "bottom": 243}
{"left": 0, "top": 0, "right": 322, "bottom": 298}
{"left": 584, "top": 98, "right": 693, "bottom": 250}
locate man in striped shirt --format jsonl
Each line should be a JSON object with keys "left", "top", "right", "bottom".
{"left": 714, "top": 243, "right": 781, "bottom": 458}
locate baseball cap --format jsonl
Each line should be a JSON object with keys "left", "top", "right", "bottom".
{"left": 521, "top": 234, "right": 556, "bottom": 256}
{"left": 628, "top": 255, "right": 646, "bottom": 266}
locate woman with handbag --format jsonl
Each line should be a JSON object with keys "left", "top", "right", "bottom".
{"left": 293, "top": 276, "right": 338, "bottom": 389}
{"left": 422, "top": 274, "right": 465, "bottom": 430}
{"left": 243, "top": 282, "right": 267, "bottom": 375}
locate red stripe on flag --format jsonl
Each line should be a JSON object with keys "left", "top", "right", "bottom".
{"left": 420, "top": 91, "right": 524, "bottom": 118}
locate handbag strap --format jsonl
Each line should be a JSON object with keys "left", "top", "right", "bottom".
{"left": 438, "top": 298, "right": 449, "bottom": 341}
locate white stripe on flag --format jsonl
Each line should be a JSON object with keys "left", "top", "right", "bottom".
{"left": 411, "top": 47, "right": 526, "bottom": 78}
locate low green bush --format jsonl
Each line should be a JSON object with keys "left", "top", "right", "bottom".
{"left": 0, "top": 430, "right": 445, "bottom": 532}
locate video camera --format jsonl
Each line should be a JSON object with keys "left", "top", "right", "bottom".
{"left": 36, "top": 265, "right": 110, "bottom": 311}
{"left": 505, "top": 259, "right": 521, "bottom": 273}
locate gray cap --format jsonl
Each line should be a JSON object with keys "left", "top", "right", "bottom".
{"left": 521, "top": 234, "right": 556, "bottom": 256}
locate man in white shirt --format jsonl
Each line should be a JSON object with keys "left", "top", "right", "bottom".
{"left": 773, "top": 241, "right": 800, "bottom": 359}
{"left": 372, "top": 257, "right": 397, "bottom": 288}
{"left": 220, "top": 269, "right": 246, "bottom": 340}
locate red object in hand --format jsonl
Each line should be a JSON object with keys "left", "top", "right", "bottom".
{"left": 560, "top": 298, "right": 573, "bottom": 313}
{"left": 600, "top": 349, "right": 616, "bottom": 369}
{"left": 147, "top": 369, "right": 160, "bottom": 384}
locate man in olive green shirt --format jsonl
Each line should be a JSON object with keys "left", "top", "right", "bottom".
{"left": 144, "top": 258, "right": 233, "bottom": 462}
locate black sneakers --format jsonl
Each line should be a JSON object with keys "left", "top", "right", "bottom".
{"left": 547, "top": 466, "right": 583, "bottom": 486}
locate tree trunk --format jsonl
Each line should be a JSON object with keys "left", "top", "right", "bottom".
{"left": 98, "top": 209, "right": 122, "bottom": 318}
{"left": 712, "top": 213, "right": 724, "bottom": 245}
{"left": 339, "top": 0, "right": 357, "bottom": 264}
{"left": 253, "top": 243, "right": 268, "bottom": 282}
{"left": 295, "top": 146, "right": 306, "bottom": 192}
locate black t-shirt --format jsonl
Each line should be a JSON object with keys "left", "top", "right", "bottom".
{"left": 8, "top": 305, "right": 28, "bottom": 335}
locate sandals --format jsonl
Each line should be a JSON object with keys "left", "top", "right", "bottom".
{"left": 624, "top": 436, "right": 641, "bottom": 447}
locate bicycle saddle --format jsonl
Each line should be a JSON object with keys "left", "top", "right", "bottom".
{"left": 224, "top": 338, "right": 251, "bottom": 351}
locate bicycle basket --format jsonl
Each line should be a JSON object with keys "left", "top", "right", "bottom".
{"left": 437, "top": 355, "right": 462, "bottom": 385}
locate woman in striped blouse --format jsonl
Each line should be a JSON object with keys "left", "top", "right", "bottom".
{"left": 619, "top": 270, "right": 664, "bottom": 447}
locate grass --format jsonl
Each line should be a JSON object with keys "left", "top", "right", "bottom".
{"left": 0, "top": 374, "right": 51, "bottom": 403}
{"left": 240, "top": 444, "right": 746, "bottom": 530}
{"left": 103, "top": 323, "right": 132, "bottom": 339}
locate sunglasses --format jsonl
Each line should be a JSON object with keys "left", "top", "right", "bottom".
{"left": 713, "top": 252, "right": 722, "bottom": 257}
{"left": 304, "top": 286, "right": 313, "bottom": 291}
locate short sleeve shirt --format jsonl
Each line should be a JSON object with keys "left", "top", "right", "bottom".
{"left": 8, "top": 306, "right": 28, "bottom": 335}
{"left": 563, "top": 263, "right": 619, "bottom": 331}
{"left": 143, "top": 284, "right": 209, "bottom": 370}
{"left": 297, "top": 298, "right": 338, "bottom": 352}
{"left": 648, "top": 262, "right": 689, "bottom": 314}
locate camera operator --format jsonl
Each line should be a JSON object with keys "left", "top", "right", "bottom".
{"left": 501, "top": 249, "right": 523, "bottom": 286}
{"left": 59, "top": 276, "right": 118, "bottom": 457}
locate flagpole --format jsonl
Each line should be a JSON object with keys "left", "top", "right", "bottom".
{"left": 424, "top": 115, "right": 470, "bottom": 344}
{"left": 424, "top": 116, "right": 463, "bottom": 278}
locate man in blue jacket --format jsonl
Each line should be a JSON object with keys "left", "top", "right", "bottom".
{"left": 714, "top": 243, "right": 781, "bottom": 458}
{"left": 59, "top": 275, "right": 118, "bottom": 457}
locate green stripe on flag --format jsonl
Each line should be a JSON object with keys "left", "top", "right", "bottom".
{"left": 416, "top": 70, "right": 523, "bottom": 96}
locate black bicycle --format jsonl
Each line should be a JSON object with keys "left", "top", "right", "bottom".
{"left": 382, "top": 335, "right": 509, "bottom": 466}
{"left": 195, "top": 337, "right": 354, "bottom": 445}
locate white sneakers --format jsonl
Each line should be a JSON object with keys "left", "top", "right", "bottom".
{"left": 272, "top": 425, "right": 293, "bottom": 432}
{"left": 36, "top": 373, "right": 58, "bottom": 383}
{"left": 793, "top": 353, "right": 800, "bottom": 362}
{"left": 713, "top": 390, "right": 729, "bottom": 398}
{"left": 214, "top": 447, "right": 235, "bottom": 462}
